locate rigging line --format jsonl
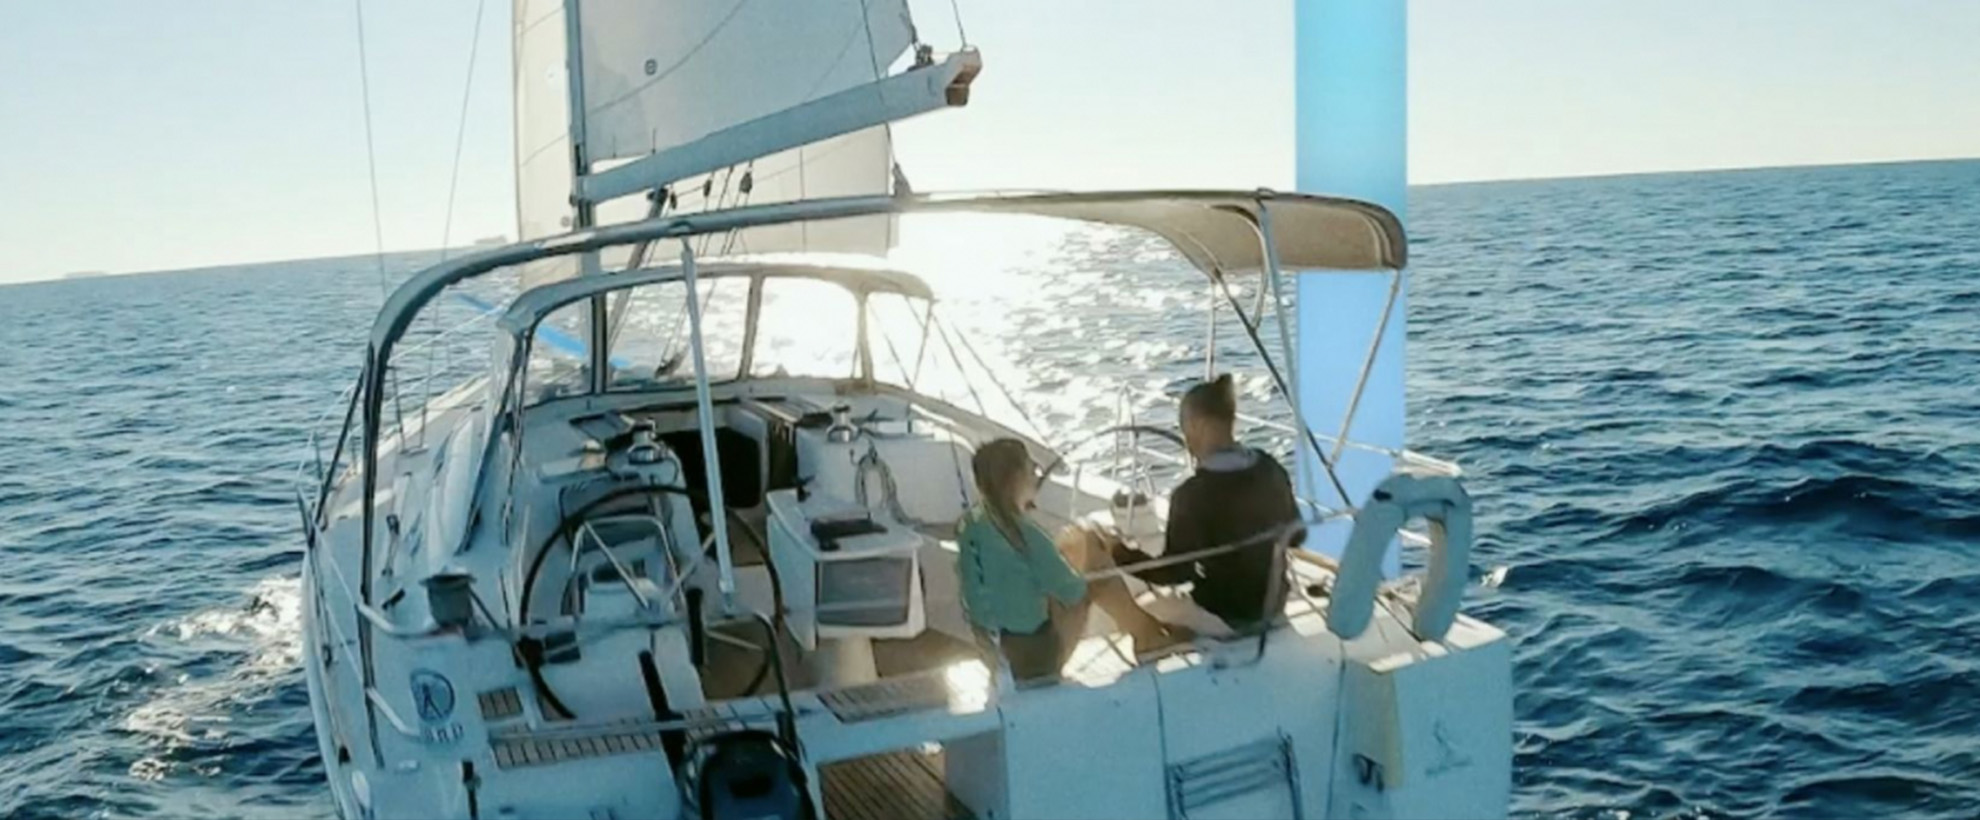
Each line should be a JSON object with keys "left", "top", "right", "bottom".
{"left": 929, "top": 317, "right": 992, "bottom": 428}
{"left": 868, "top": 16, "right": 899, "bottom": 186}
{"left": 420, "top": 0, "right": 487, "bottom": 450}
{"left": 692, "top": 174, "right": 721, "bottom": 256}
{"left": 351, "top": 0, "right": 390, "bottom": 299}
{"left": 657, "top": 278, "right": 722, "bottom": 369}
{"left": 948, "top": 0, "right": 969, "bottom": 46}
{"left": 856, "top": 0, "right": 884, "bottom": 80}
{"left": 948, "top": 320, "right": 1050, "bottom": 444}
{"left": 1213, "top": 270, "right": 1353, "bottom": 507}
{"left": 696, "top": 166, "right": 738, "bottom": 256}
{"left": 738, "top": 133, "right": 869, "bottom": 188}
{"left": 438, "top": 0, "right": 490, "bottom": 263}
{"left": 718, "top": 160, "right": 754, "bottom": 256}
{"left": 873, "top": 304, "right": 914, "bottom": 387}
{"left": 602, "top": 195, "right": 669, "bottom": 356}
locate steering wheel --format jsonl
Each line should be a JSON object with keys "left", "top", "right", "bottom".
{"left": 1035, "top": 424, "right": 1185, "bottom": 489}
{"left": 1036, "top": 423, "right": 1187, "bottom": 519}
{"left": 516, "top": 481, "right": 700, "bottom": 721}
{"left": 1030, "top": 424, "right": 1186, "bottom": 555}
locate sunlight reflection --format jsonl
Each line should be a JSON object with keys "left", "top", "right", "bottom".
{"left": 887, "top": 211, "right": 1301, "bottom": 480}
{"left": 125, "top": 576, "right": 303, "bottom": 782}
{"left": 892, "top": 213, "right": 1076, "bottom": 302}
{"left": 943, "top": 658, "right": 992, "bottom": 713}
{"left": 753, "top": 277, "right": 860, "bottom": 377}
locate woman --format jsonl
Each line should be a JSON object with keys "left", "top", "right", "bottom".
{"left": 956, "top": 439, "right": 1185, "bottom": 680}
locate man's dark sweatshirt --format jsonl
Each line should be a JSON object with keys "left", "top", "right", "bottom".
{"left": 1121, "top": 444, "right": 1302, "bottom": 628}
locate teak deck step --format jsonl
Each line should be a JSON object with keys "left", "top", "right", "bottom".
{"left": 822, "top": 748, "right": 976, "bottom": 820}
{"left": 817, "top": 670, "right": 959, "bottom": 723}
{"left": 489, "top": 721, "right": 667, "bottom": 769}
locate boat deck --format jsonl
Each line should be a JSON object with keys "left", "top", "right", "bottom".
{"left": 821, "top": 748, "right": 975, "bottom": 820}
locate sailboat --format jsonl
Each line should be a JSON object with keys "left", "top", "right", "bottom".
{"left": 296, "top": 1, "right": 1512, "bottom": 818}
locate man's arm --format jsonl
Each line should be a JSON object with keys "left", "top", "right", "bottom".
{"left": 1124, "top": 481, "right": 1203, "bottom": 585}
{"left": 1269, "top": 455, "right": 1307, "bottom": 548}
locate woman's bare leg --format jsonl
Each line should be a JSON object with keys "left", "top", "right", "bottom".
{"left": 1056, "top": 526, "right": 1188, "bottom": 648}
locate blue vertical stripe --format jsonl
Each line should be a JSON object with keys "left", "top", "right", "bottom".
{"left": 1294, "top": 0, "right": 1407, "bottom": 576}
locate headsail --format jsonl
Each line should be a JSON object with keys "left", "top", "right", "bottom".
{"left": 512, "top": 0, "right": 955, "bottom": 288}
{"left": 513, "top": 0, "right": 580, "bottom": 284}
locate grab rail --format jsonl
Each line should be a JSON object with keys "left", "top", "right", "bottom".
{"left": 293, "top": 305, "right": 497, "bottom": 507}
{"left": 1236, "top": 412, "right": 1461, "bottom": 478}
{"left": 365, "top": 686, "right": 427, "bottom": 740}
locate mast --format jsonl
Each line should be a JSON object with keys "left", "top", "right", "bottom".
{"left": 517, "top": 0, "right": 980, "bottom": 611}
{"left": 559, "top": 0, "right": 611, "bottom": 393}
{"left": 1294, "top": 0, "right": 1407, "bottom": 575}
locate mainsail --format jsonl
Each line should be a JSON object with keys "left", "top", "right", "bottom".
{"left": 574, "top": 0, "right": 913, "bottom": 164}
{"left": 512, "top": 0, "right": 927, "bottom": 287}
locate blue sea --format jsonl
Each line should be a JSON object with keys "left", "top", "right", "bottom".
{"left": 3, "top": 159, "right": 1978, "bottom": 819}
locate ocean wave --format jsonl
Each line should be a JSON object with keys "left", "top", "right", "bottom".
{"left": 1611, "top": 472, "right": 1979, "bottom": 536}
{"left": 1778, "top": 772, "right": 1958, "bottom": 815}
{"left": 6, "top": 161, "right": 1980, "bottom": 818}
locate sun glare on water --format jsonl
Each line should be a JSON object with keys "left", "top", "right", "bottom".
{"left": 883, "top": 212, "right": 1222, "bottom": 446}
{"left": 891, "top": 213, "right": 1078, "bottom": 304}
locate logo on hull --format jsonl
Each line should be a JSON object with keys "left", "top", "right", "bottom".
{"left": 411, "top": 670, "right": 456, "bottom": 722}
{"left": 1426, "top": 719, "right": 1473, "bottom": 778}
{"left": 409, "top": 669, "right": 464, "bottom": 744}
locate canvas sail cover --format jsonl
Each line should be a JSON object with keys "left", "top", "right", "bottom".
{"left": 513, "top": 0, "right": 915, "bottom": 287}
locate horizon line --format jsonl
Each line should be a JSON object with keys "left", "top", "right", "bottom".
{"left": 1411, "top": 154, "right": 1979, "bottom": 188}
{"left": 9, "top": 154, "right": 1976, "bottom": 286}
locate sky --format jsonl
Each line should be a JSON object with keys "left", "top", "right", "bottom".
{"left": 2, "top": 0, "right": 1978, "bottom": 283}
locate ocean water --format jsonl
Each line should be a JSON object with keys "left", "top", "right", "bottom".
{"left": 3, "top": 159, "right": 1978, "bottom": 819}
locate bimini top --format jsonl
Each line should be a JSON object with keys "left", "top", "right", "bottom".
{"left": 372, "top": 189, "right": 1404, "bottom": 360}
{"left": 495, "top": 257, "right": 934, "bottom": 338}
{"left": 923, "top": 189, "right": 1406, "bottom": 275}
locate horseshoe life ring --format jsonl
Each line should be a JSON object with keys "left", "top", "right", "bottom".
{"left": 1326, "top": 473, "right": 1473, "bottom": 642}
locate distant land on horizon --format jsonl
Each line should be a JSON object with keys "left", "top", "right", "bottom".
{"left": 8, "top": 156, "right": 1973, "bottom": 287}
{"left": 8, "top": 246, "right": 464, "bottom": 289}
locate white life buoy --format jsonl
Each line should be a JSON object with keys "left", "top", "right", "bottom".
{"left": 1326, "top": 473, "right": 1473, "bottom": 642}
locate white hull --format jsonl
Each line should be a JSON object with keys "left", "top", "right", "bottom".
{"left": 300, "top": 375, "right": 1510, "bottom": 820}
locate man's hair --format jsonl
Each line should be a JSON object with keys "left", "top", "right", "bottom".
{"left": 1181, "top": 373, "right": 1238, "bottom": 426}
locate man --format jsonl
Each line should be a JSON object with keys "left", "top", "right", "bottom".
{"left": 1113, "top": 373, "right": 1302, "bottom": 634}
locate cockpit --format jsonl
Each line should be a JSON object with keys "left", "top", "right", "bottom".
{"left": 300, "top": 190, "right": 1498, "bottom": 820}
{"left": 477, "top": 259, "right": 1083, "bottom": 718}
{"left": 407, "top": 239, "right": 1410, "bottom": 715}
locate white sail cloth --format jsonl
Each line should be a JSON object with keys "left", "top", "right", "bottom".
{"left": 575, "top": 0, "right": 912, "bottom": 163}
{"left": 514, "top": 0, "right": 575, "bottom": 236}
{"left": 512, "top": 0, "right": 913, "bottom": 287}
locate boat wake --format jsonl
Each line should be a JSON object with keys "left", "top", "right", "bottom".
{"left": 126, "top": 576, "right": 304, "bottom": 781}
